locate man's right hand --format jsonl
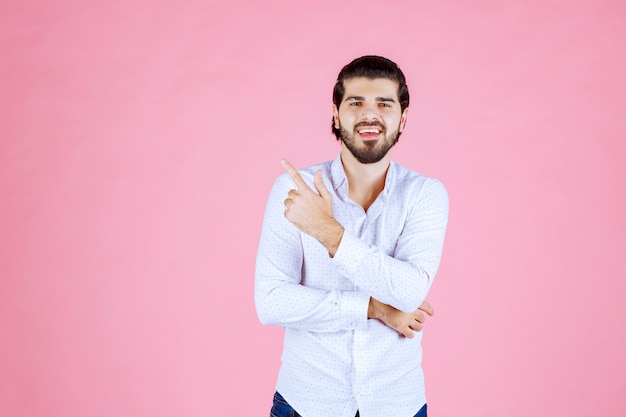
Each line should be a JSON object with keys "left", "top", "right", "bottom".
{"left": 368, "top": 298, "right": 435, "bottom": 339}
{"left": 281, "top": 159, "right": 344, "bottom": 257}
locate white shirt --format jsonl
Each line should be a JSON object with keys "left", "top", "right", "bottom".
{"left": 255, "top": 155, "right": 448, "bottom": 417}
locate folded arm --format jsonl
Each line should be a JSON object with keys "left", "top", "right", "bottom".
{"left": 333, "top": 179, "right": 448, "bottom": 313}
{"left": 254, "top": 173, "right": 370, "bottom": 332}
{"left": 255, "top": 161, "right": 448, "bottom": 334}
{"left": 280, "top": 159, "right": 449, "bottom": 313}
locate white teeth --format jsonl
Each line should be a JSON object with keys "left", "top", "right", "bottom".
{"left": 359, "top": 128, "right": 380, "bottom": 134}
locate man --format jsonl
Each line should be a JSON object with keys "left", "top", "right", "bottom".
{"left": 255, "top": 55, "right": 448, "bottom": 417}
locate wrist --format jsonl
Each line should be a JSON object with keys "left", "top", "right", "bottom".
{"left": 318, "top": 219, "right": 344, "bottom": 257}
{"left": 368, "top": 297, "right": 385, "bottom": 320}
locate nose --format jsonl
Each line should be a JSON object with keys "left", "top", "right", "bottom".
{"left": 359, "top": 104, "right": 381, "bottom": 122}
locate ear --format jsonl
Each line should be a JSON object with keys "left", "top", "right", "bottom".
{"left": 399, "top": 108, "right": 409, "bottom": 132}
{"left": 332, "top": 104, "right": 340, "bottom": 129}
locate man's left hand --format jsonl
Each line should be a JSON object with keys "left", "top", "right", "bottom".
{"left": 368, "top": 298, "right": 435, "bottom": 338}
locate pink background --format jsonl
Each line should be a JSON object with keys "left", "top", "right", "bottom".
{"left": 2, "top": 1, "right": 625, "bottom": 416}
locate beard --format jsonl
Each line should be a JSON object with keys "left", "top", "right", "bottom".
{"left": 340, "top": 121, "right": 401, "bottom": 164}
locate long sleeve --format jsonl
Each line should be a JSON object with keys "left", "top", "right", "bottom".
{"left": 256, "top": 157, "right": 449, "bottom": 417}
{"left": 332, "top": 178, "right": 449, "bottom": 313}
{"left": 254, "top": 173, "right": 370, "bottom": 332}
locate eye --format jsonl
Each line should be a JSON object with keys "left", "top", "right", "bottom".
{"left": 349, "top": 101, "right": 362, "bottom": 106}
{"left": 379, "top": 102, "right": 391, "bottom": 108}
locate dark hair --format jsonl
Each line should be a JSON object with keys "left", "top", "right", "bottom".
{"left": 331, "top": 55, "right": 410, "bottom": 139}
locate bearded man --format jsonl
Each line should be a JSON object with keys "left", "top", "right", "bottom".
{"left": 255, "top": 55, "right": 449, "bottom": 417}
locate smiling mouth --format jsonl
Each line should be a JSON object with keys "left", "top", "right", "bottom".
{"left": 357, "top": 127, "right": 381, "bottom": 134}
{"left": 355, "top": 123, "right": 384, "bottom": 140}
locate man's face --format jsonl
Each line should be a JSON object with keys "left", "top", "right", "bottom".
{"left": 333, "top": 77, "right": 408, "bottom": 164}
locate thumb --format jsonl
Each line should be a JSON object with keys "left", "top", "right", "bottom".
{"left": 314, "top": 170, "right": 331, "bottom": 200}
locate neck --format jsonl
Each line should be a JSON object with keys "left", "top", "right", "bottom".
{"left": 340, "top": 145, "right": 391, "bottom": 211}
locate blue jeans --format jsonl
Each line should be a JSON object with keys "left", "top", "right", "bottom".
{"left": 270, "top": 391, "right": 427, "bottom": 417}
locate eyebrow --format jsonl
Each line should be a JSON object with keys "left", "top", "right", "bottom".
{"left": 345, "top": 96, "right": 397, "bottom": 103}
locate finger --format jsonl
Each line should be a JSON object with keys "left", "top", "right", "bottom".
{"left": 418, "top": 301, "right": 434, "bottom": 316}
{"left": 287, "top": 189, "right": 298, "bottom": 199}
{"left": 314, "top": 170, "right": 331, "bottom": 199}
{"left": 281, "top": 159, "right": 310, "bottom": 191}
{"left": 414, "top": 312, "right": 425, "bottom": 324}
{"left": 403, "top": 328, "right": 415, "bottom": 339}
{"left": 409, "top": 322, "right": 424, "bottom": 332}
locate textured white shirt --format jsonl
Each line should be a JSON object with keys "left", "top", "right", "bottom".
{"left": 255, "top": 155, "right": 448, "bottom": 417}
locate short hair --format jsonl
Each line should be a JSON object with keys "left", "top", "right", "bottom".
{"left": 331, "top": 55, "right": 410, "bottom": 139}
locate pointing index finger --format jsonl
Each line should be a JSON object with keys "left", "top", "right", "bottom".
{"left": 281, "top": 159, "right": 309, "bottom": 190}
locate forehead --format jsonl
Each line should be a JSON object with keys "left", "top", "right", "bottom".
{"left": 342, "top": 77, "right": 400, "bottom": 100}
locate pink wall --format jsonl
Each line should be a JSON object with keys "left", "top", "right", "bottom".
{"left": 2, "top": 1, "right": 625, "bottom": 416}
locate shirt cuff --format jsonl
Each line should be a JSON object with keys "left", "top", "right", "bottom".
{"left": 333, "top": 231, "right": 369, "bottom": 275}
{"left": 339, "top": 290, "right": 369, "bottom": 330}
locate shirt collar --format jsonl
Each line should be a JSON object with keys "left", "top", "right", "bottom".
{"left": 330, "top": 155, "right": 347, "bottom": 193}
{"left": 329, "top": 154, "right": 395, "bottom": 199}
